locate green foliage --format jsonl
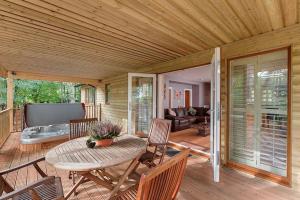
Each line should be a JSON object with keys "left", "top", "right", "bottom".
{"left": 0, "top": 78, "right": 81, "bottom": 109}
{"left": 0, "top": 77, "right": 6, "bottom": 110}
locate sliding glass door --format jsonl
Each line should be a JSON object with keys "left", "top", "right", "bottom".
{"left": 229, "top": 49, "right": 289, "bottom": 177}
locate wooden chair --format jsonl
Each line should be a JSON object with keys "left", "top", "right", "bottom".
{"left": 111, "top": 149, "right": 190, "bottom": 200}
{"left": 0, "top": 157, "right": 64, "bottom": 200}
{"left": 137, "top": 119, "right": 172, "bottom": 169}
{"left": 69, "top": 118, "right": 98, "bottom": 183}
{"left": 69, "top": 118, "right": 98, "bottom": 140}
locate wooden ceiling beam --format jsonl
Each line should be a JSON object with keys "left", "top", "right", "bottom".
{"left": 10, "top": 71, "right": 101, "bottom": 86}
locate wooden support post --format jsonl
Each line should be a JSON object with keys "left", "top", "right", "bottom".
{"left": 7, "top": 72, "right": 14, "bottom": 133}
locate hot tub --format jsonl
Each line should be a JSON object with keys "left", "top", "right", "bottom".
{"left": 20, "top": 103, "right": 85, "bottom": 152}
{"left": 20, "top": 124, "right": 70, "bottom": 152}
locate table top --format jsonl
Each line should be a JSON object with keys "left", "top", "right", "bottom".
{"left": 45, "top": 135, "right": 147, "bottom": 171}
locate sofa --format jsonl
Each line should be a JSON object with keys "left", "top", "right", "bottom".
{"left": 164, "top": 107, "right": 210, "bottom": 132}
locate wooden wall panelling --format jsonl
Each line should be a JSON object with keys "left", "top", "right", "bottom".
{"left": 99, "top": 24, "right": 300, "bottom": 188}
{"left": 291, "top": 43, "right": 300, "bottom": 188}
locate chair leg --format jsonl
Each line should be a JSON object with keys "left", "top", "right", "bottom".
{"left": 72, "top": 172, "right": 76, "bottom": 185}
{"left": 68, "top": 171, "right": 72, "bottom": 179}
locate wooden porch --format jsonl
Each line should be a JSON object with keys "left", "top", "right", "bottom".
{"left": 1, "top": 132, "right": 299, "bottom": 200}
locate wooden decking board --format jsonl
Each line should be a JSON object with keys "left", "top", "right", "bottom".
{"left": 0, "top": 132, "right": 299, "bottom": 200}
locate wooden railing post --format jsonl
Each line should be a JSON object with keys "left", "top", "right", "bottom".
{"left": 7, "top": 72, "right": 14, "bottom": 133}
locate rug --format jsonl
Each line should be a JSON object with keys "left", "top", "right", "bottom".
{"left": 166, "top": 147, "right": 193, "bottom": 157}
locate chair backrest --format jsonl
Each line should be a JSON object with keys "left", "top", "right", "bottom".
{"left": 148, "top": 119, "right": 171, "bottom": 145}
{"left": 136, "top": 149, "right": 190, "bottom": 200}
{"left": 0, "top": 176, "right": 64, "bottom": 200}
{"left": 69, "top": 118, "right": 98, "bottom": 140}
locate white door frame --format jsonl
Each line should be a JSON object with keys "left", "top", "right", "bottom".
{"left": 128, "top": 73, "right": 157, "bottom": 135}
{"left": 210, "top": 47, "right": 221, "bottom": 183}
{"left": 168, "top": 87, "right": 173, "bottom": 108}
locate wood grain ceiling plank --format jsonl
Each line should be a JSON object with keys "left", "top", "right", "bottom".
{"left": 135, "top": 0, "right": 220, "bottom": 47}
{"left": 207, "top": 0, "right": 252, "bottom": 38}
{"left": 188, "top": 0, "right": 244, "bottom": 41}
{"left": 243, "top": 0, "right": 273, "bottom": 33}
{"left": 223, "top": 0, "right": 261, "bottom": 35}
{"left": 55, "top": 0, "right": 187, "bottom": 57}
{"left": 280, "top": 0, "right": 297, "bottom": 26}
{"left": 262, "top": 0, "right": 284, "bottom": 30}
{"left": 0, "top": 17, "right": 167, "bottom": 64}
{"left": 99, "top": 0, "right": 204, "bottom": 51}
{"left": 0, "top": 36, "right": 157, "bottom": 71}
{"left": 0, "top": 58, "right": 106, "bottom": 80}
{"left": 0, "top": 27, "right": 159, "bottom": 68}
{"left": 186, "top": 0, "right": 241, "bottom": 41}
{"left": 1, "top": 1, "right": 175, "bottom": 61}
{"left": 0, "top": 31, "right": 159, "bottom": 71}
{"left": 39, "top": 0, "right": 192, "bottom": 55}
{"left": 60, "top": 0, "right": 193, "bottom": 55}
{"left": 298, "top": 0, "right": 300, "bottom": 23}
{"left": 0, "top": 16, "right": 168, "bottom": 64}
{"left": 171, "top": 0, "right": 237, "bottom": 43}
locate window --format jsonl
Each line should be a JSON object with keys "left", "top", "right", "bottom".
{"left": 105, "top": 84, "right": 111, "bottom": 104}
{"left": 229, "top": 49, "right": 289, "bottom": 177}
{"left": 84, "top": 87, "right": 95, "bottom": 104}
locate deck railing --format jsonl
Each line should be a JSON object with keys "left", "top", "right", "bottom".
{"left": 13, "top": 108, "right": 24, "bottom": 132}
{"left": 0, "top": 109, "right": 12, "bottom": 146}
{"left": 85, "top": 104, "right": 101, "bottom": 121}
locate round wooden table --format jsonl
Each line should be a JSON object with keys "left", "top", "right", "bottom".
{"left": 45, "top": 134, "right": 147, "bottom": 199}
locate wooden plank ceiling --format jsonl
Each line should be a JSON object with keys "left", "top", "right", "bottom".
{"left": 0, "top": 0, "right": 299, "bottom": 79}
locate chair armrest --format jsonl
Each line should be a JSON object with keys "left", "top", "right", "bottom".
{"left": 149, "top": 142, "right": 168, "bottom": 146}
{"left": 136, "top": 132, "right": 148, "bottom": 139}
{"left": 0, "top": 157, "right": 46, "bottom": 177}
{"left": 0, "top": 176, "right": 58, "bottom": 200}
{"left": 164, "top": 115, "right": 176, "bottom": 120}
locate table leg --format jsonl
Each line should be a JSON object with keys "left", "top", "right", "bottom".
{"left": 80, "top": 171, "right": 114, "bottom": 190}
{"left": 109, "top": 153, "right": 141, "bottom": 198}
{"left": 65, "top": 176, "right": 85, "bottom": 199}
{"left": 65, "top": 171, "right": 114, "bottom": 199}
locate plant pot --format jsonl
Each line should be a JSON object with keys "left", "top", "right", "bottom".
{"left": 95, "top": 139, "right": 113, "bottom": 147}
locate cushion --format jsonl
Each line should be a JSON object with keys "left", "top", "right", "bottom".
{"left": 206, "top": 109, "right": 211, "bottom": 115}
{"left": 168, "top": 109, "right": 176, "bottom": 116}
{"left": 177, "top": 108, "right": 185, "bottom": 117}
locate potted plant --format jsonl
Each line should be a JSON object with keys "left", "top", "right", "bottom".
{"left": 88, "top": 121, "right": 122, "bottom": 147}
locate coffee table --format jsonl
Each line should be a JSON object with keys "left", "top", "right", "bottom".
{"left": 191, "top": 122, "right": 210, "bottom": 136}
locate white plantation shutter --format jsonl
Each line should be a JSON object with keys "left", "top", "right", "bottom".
{"left": 229, "top": 60, "right": 256, "bottom": 167}
{"left": 229, "top": 49, "right": 288, "bottom": 177}
{"left": 257, "top": 52, "right": 288, "bottom": 176}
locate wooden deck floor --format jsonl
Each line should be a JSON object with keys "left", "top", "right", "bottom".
{"left": 1, "top": 133, "right": 300, "bottom": 200}
{"left": 170, "top": 128, "right": 210, "bottom": 153}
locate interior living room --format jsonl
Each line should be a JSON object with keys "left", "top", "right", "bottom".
{"left": 160, "top": 65, "right": 212, "bottom": 155}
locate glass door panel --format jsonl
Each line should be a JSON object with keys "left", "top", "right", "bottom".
{"left": 128, "top": 73, "right": 156, "bottom": 135}
{"left": 229, "top": 49, "right": 288, "bottom": 177}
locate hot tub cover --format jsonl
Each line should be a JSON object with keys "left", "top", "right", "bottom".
{"left": 24, "top": 103, "right": 85, "bottom": 127}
